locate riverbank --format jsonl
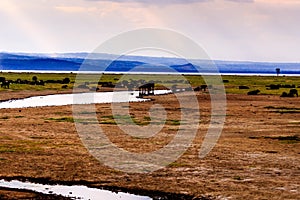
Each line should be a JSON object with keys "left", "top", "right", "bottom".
{"left": 0, "top": 89, "right": 299, "bottom": 199}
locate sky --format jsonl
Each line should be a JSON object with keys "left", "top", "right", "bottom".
{"left": 0, "top": 0, "right": 300, "bottom": 62}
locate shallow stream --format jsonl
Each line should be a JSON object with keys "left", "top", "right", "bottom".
{"left": 0, "top": 90, "right": 170, "bottom": 109}
{"left": 0, "top": 179, "right": 151, "bottom": 200}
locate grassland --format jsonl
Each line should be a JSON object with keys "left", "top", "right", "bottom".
{"left": 0, "top": 72, "right": 299, "bottom": 96}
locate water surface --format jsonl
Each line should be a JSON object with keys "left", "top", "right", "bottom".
{"left": 0, "top": 179, "right": 151, "bottom": 200}
{"left": 0, "top": 90, "right": 170, "bottom": 109}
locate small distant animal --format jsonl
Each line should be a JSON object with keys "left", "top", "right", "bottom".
{"left": 281, "top": 89, "right": 298, "bottom": 97}
{"left": 1, "top": 81, "right": 10, "bottom": 89}
{"left": 267, "top": 84, "right": 280, "bottom": 90}
{"left": 247, "top": 90, "right": 260, "bottom": 95}
{"left": 194, "top": 85, "right": 208, "bottom": 92}
{"left": 239, "top": 86, "right": 250, "bottom": 89}
{"left": 280, "top": 92, "right": 289, "bottom": 97}
{"left": 289, "top": 89, "right": 298, "bottom": 97}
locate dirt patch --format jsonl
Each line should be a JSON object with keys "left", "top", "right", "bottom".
{"left": 0, "top": 92, "right": 299, "bottom": 199}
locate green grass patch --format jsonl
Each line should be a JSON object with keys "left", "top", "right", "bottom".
{"left": 275, "top": 110, "right": 300, "bottom": 114}
{"left": 167, "top": 119, "right": 181, "bottom": 126}
{"left": 0, "top": 146, "right": 16, "bottom": 153}
{"left": 99, "top": 120, "right": 117, "bottom": 125}
{"left": 0, "top": 136, "right": 13, "bottom": 140}
{"left": 0, "top": 116, "right": 10, "bottom": 120}
{"left": 99, "top": 115, "right": 165, "bottom": 126}
{"left": 0, "top": 140, "right": 44, "bottom": 153}
{"left": 251, "top": 135, "right": 300, "bottom": 144}
{"left": 233, "top": 176, "right": 243, "bottom": 181}
{"left": 45, "top": 117, "right": 74, "bottom": 122}
{"left": 265, "top": 106, "right": 300, "bottom": 110}
{"left": 272, "top": 135, "right": 300, "bottom": 144}
{"left": 289, "top": 121, "right": 300, "bottom": 124}
{"left": 265, "top": 106, "right": 300, "bottom": 114}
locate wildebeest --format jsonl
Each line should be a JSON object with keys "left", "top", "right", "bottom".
{"left": 139, "top": 83, "right": 155, "bottom": 97}
{"left": 289, "top": 89, "right": 298, "bottom": 97}
{"left": 1, "top": 81, "right": 10, "bottom": 89}
{"left": 239, "top": 86, "right": 250, "bottom": 89}
{"left": 280, "top": 92, "right": 289, "bottom": 97}
{"left": 194, "top": 85, "right": 208, "bottom": 91}
{"left": 0, "top": 77, "right": 5, "bottom": 83}
{"left": 247, "top": 89, "right": 260, "bottom": 95}
{"left": 267, "top": 84, "right": 280, "bottom": 90}
{"left": 280, "top": 89, "right": 298, "bottom": 97}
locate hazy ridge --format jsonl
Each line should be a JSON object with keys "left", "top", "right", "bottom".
{"left": 0, "top": 52, "right": 299, "bottom": 75}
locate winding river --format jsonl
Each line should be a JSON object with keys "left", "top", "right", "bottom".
{"left": 0, "top": 90, "right": 171, "bottom": 109}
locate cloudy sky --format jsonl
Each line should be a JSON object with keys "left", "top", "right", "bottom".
{"left": 0, "top": 0, "right": 300, "bottom": 62}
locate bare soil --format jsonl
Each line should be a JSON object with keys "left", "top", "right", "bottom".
{"left": 0, "top": 90, "right": 299, "bottom": 199}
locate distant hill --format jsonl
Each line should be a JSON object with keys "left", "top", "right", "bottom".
{"left": 0, "top": 52, "right": 300, "bottom": 75}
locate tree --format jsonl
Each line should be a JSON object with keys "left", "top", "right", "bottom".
{"left": 276, "top": 68, "right": 280, "bottom": 76}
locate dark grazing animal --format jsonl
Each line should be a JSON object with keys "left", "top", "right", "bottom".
{"left": 239, "top": 86, "right": 250, "bottom": 89}
{"left": 247, "top": 90, "right": 260, "bottom": 95}
{"left": 194, "top": 85, "right": 208, "bottom": 91}
{"left": 280, "top": 89, "right": 298, "bottom": 97}
{"left": 1, "top": 81, "right": 10, "bottom": 89}
{"left": 289, "top": 89, "right": 299, "bottom": 97}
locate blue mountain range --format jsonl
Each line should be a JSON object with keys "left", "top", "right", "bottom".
{"left": 0, "top": 52, "right": 299, "bottom": 75}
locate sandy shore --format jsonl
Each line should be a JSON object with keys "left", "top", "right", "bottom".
{"left": 0, "top": 90, "right": 299, "bottom": 199}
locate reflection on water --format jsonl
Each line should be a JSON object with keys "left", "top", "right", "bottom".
{"left": 0, "top": 179, "right": 152, "bottom": 200}
{"left": 0, "top": 90, "right": 171, "bottom": 109}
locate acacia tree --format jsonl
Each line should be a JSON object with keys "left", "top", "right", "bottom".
{"left": 276, "top": 68, "right": 280, "bottom": 76}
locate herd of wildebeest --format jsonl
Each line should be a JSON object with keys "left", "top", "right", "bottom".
{"left": 0, "top": 76, "right": 71, "bottom": 89}
{"left": 238, "top": 83, "right": 299, "bottom": 97}
{"left": 0, "top": 76, "right": 298, "bottom": 97}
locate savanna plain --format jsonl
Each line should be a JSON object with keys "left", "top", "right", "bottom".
{"left": 0, "top": 73, "right": 299, "bottom": 199}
